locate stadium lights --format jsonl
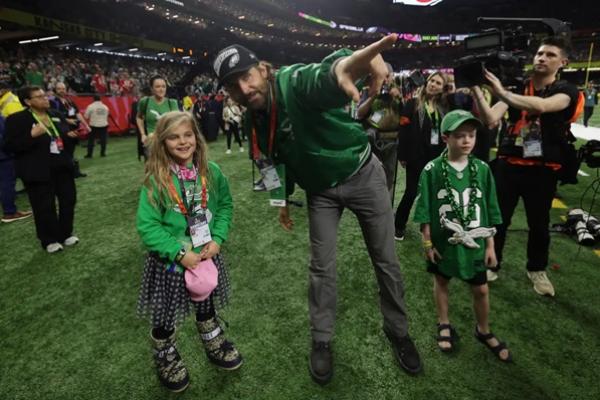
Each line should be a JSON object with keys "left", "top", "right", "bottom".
{"left": 19, "top": 35, "right": 59, "bottom": 44}
{"left": 268, "top": 23, "right": 274, "bottom": 27}
{"left": 173, "top": 15, "right": 178, "bottom": 18}
{"left": 182, "top": 56, "right": 190, "bottom": 59}
{"left": 157, "top": 52, "right": 166, "bottom": 56}
{"left": 238, "top": 15, "right": 245, "bottom": 20}
{"left": 93, "top": 42, "right": 103, "bottom": 46}
{"left": 128, "top": 48, "right": 138, "bottom": 52}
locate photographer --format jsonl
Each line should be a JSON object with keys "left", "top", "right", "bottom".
{"left": 471, "top": 36, "right": 580, "bottom": 296}
{"left": 394, "top": 72, "right": 450, "bottom": 240}
{"left": 356, "top": 63, "right": 403, "bottom": 198}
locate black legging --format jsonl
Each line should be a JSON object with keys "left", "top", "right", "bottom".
{"left": 395, "top": 160, "right": 427, "bottom": 231}
{"left": 226, "top": 122, "right": 242, "bottom": 150}
{"left": 152, "top": 300, "right": 215, "bottom": 339}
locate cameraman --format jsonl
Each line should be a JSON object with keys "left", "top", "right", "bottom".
{"left": 356, "top": 63, "right": 403, "bottom": 198}
{"left": 472, "top": 36, "right": 580, "bottom": 297}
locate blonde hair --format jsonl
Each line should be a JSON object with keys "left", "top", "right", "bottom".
{"left": 416, "top": 71, "right": 449, "bottom": 112}
{"left": 143, "top": 111, "right": 210, "bottom": 205}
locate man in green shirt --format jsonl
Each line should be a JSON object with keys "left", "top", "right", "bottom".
{"left": 215, "top": 34, "right": 422, "bottom": 384}
{"left": 25, "top": 62, "right": 44, "bottom": 87}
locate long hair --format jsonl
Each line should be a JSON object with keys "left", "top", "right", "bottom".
{"left": 414, "top": 71, "right": 449, "bottom": 128}
{"left": 415, "top": 71, "right": 448, "bottom": 111}
{"left": 143, "top": 111, "right": 210, "bottom": 206}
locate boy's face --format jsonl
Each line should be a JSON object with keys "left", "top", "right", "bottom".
{"left": 443, "top": 122, "right": 477, "bottom": 156}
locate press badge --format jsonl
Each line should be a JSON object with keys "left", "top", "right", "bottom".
{"left": 521, "top": 122, "right": 543, "bottom": 158}
{"left": 257, "top": 159, "right": 282, "bottom": 191}
{"left": 49, "top": 139, "right": 61, "bottom": 154}
{"left": 430, "top": 127, "right": 440, "bottom": 145}
{"left": 369, "top": 111, "right": 384, "bottom": 125}
{"left": 187, "top": 213, "right": 211, "bottom": 248}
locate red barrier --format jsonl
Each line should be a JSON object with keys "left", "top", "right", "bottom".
{"left": 69, "top": 95, "right": 138, "bottom": 135}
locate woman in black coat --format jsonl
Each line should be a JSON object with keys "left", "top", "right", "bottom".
{"left": 4, "top": 86, "right": 79, "bottom": 253}
{"left": 395, "top": 72, "right": 450, "bottom": 240}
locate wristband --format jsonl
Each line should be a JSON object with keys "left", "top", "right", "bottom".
{"left": 174, "top": 248, "right": 186, "bottom": 263}
{"left": 422, "top": 240, "right": 433, "bottom": 251}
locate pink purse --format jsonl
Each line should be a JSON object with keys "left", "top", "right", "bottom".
{"left": 184, "top": 259, "right": 218, "bottom": 302}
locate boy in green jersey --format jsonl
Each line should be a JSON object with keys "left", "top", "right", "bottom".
{"left": 414, "top": 110, "right": 511, "bottom": 362}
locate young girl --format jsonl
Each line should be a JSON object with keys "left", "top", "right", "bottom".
{"left": 414, "top": 109, "right": 512, "bottom": 362}
{"left": 136, "top": 111, "right": 242, "bottom": 392}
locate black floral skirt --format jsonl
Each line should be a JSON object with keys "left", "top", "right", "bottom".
{"left": 137, "top": 252, "right": 231, "bottom": 331}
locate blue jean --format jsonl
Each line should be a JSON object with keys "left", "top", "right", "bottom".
{"left": 0, "top": 159, "right": 17, "bottom": 215}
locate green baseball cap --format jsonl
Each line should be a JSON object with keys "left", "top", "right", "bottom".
{"left": 441, "top": 109, "right": 481, "bottom": 134}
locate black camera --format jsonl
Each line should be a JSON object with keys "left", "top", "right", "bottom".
{"left": 396, "top": 70, "right": 425, "bottom": 97}
{"left": 454, "top": 28, "right": 530, "bottom": 88}
{"left": 454, "top": 18, "right": 571, "bottom": 89}
{"left": 579, "top": 140, "right": 600, "bottom": 169}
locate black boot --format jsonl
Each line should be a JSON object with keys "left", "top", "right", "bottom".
{"left": 150, "top": 330, "right": 190, "bottom": 392}
{"left": 309, "top": 341, "right": 333, "bottom": 385}
{"left": 196, "top": 317, "right": 243, "bottom": 370}
{"left": 384, "top": 327, "right": 422, "bottom": 375}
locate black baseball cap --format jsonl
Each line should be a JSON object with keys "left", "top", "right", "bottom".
{"left": 213, "top": 44, "right": 259, "bottom": 84}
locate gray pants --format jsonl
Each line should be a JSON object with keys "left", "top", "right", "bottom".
{"left": 307, "top": 156, "right": 409, "bottom": 342}
{"left": 372, "top": 139, "right": 398, "bottom": 200}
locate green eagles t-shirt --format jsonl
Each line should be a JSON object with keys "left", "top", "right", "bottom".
{"left": 414, "top": 156, "right": 502, "bottom": 280}
{"left": 139, "top": 97, "right": 178, "bottom": 136}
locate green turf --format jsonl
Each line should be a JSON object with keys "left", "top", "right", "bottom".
{"left": 1, "top": 134, "right": 599, "bottom": 400}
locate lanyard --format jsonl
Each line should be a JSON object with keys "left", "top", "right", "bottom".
{"left": 167, "top": 168, "right": 207, "bottom": 216}
{"left": 514, "top": 80, "right": 543, "bottom": 133}
{"left": 425, "top": 102, "right": 439, "bottom": 129}
{"left": 31, "top": 111, "right": 60, "bottom": 138}
{"left": 251, "top": 85, "right": 277, "bottom": 160}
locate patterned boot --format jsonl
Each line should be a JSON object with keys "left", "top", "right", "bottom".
{"left": 150, "top": 331, "right": 190, "bottom": 392}
{"left": 196, "top": 317, "right": 243, "bottom": 370}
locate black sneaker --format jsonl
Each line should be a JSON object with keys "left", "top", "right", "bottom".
{"left": 384, "top": 328, "right": 422, "bottom": 375}
{"left": 309, "top": 341, "right": 333, "bottom": 385}
{"left": 394, "top": 227, "right": 405, "bottom": 241}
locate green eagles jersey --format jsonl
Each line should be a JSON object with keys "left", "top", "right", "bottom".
{"left": 414, "top": 156, "right": 502, "bottom": 280}
{"left": 138, "top": 96, "right": 178, "bottom": 135}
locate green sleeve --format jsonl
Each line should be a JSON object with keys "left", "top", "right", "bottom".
{"left": 137, "top": 96, "right": 148, "bottom": 119}
{"left": 209, "top": 162, "right": 233, "bottom": 245}
{"left": 485, "top": 165, "right": 503, "bottom": 226}
{"left": 136, "top": 181, "right": 182, "bottom": 261}
{"left": 169, "top": 98, "right": 180, "bottom": 111}
{"left": 413, "top": 163, "right": 433, "bottom": 224}
{"left": 282, "top": 48, "right": 354, "bottom": 110}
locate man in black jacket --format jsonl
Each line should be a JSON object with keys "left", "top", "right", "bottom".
{"left": 4, "top": 86, "right": 79, "bottom": 253}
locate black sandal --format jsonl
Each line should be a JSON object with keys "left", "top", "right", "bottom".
{"left": 474, "top": 326, "right": 512, "bottom": 362}
{"left": 436, "top": 323, "right": 458, "bottom": 353}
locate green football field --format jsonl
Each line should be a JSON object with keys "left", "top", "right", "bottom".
{"left": 1, "top": 131, "right": 599, "bottom": 400}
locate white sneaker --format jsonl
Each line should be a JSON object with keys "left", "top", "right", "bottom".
{"left": 527, "top": 271, "right": 555, "bottom": 297}
{"left": 46, "top": 242, "right": 64, "bottom": 253}
{"left": 64, "top": 236, "right": 79, "bottom": 246}
{"left": 486, "top": 269, "right": 498, "bottom": 282}
{"left": 239, "top": 147, "right": 244, "bottom": 153}
{"left": 225, "top": 149, "right": 232, "bottom": 154}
